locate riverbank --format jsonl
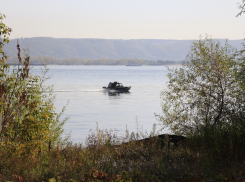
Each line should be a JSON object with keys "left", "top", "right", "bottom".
{"left": 2, "top": 127, "right": 245, "bottom": 181}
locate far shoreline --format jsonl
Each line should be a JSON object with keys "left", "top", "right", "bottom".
{"left": 26, "top": 64, "right": 183, "bottom": 66}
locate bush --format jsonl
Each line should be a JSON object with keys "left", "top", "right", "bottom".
{"left": 0, "top": 13, "right": 67, "bottom": 155}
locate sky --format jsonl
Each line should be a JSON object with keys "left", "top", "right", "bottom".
{"left": 1, "top": 0, "right": 245, "bottom": 40}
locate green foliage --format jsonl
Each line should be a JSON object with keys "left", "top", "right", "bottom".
{"left": 158, "top": 36, "right": 245, "bottom": 167}
{"left": 0, "top": 13, "right": 11, "bottom": 57}
{"left": 0, "top": 13, "right": 11, "bottom": 78}
{"left": 235, "top": 41, "right": 245, "bottom": 92}
{"left": 158, "top": 37, "right": 245, "bottom": 136}
{"left": 0, "top": 13, "right": 67, "bottom": 154}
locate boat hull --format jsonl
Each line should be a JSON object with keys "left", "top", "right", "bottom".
{"left": 103, "top": 86, "right": 131, "bottom": 92}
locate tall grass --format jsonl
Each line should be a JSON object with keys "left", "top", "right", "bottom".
{"left": 189, "top": 123, "right": 245, "bottom": 167}
{"left": 1, "top": 124, "right": 245, "bottom": 181}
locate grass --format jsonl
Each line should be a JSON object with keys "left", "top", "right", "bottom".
{"left": 1, "top": 125, "right": 245, "bottom": 181}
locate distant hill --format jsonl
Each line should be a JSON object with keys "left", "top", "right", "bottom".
{"left": 3, "top": 37, "right": 244, "bottom": 61}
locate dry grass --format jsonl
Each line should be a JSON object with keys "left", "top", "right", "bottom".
{"left": 1, "top": 126, "right": 245, "bottom": 181}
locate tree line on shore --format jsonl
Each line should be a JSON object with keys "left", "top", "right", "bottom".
{"left": 6, "top": 56, "right": 186, "bottom": 66}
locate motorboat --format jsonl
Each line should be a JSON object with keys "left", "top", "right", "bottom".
{"left": 103, "top": 81, "right": 131, "bottom": 92}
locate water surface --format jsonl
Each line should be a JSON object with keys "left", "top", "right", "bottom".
{"left": 30, "top": 65, "right": 173, "bottom": 143}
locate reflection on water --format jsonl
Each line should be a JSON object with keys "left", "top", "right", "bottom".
{"left": 102, "top": 90, "right": 131, "bottom": 99}
{"left": 107, "top": 91, "right": 131, "bottom": 97}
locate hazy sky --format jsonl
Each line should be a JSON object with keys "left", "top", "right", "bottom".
{"left": 1, "top": 0, "right": 245, "bottom": 40}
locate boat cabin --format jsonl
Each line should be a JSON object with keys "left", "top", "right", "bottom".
{"left": 108, "top": 81, "right": 123, "bottom": 88}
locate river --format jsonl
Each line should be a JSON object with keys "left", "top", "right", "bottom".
{"left": 30, "top": 65, "right": 175, "bottom": 143}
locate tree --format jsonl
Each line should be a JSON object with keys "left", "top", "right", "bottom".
{"left": 235, "top": 3, "right": 245, "bottom": 90}
{"left": 158, "top": 37, "right": 245, "bottom": 136}
{"left": 0, "top": 13, "right": 11, "bottom": 77}
{"left": 0, "top": 13, "right": 67, "bottom": 154}
{"left": 237, "top": 0, "right": 245, "bottom": 17}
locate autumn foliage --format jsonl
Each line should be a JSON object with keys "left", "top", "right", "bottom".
{"left": 0, "top": 13, "right": 66, "bottom": 155}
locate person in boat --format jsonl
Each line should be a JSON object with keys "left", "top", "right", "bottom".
{"left": 108, "top": 81, "right": 122, "bottom": 88}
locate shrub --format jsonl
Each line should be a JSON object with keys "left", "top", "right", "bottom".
{"left": 0, "top": 13, "right": 67, "bottom": 155}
